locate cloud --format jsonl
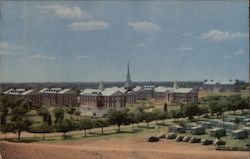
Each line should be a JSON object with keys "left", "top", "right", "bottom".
{"left": 67, "top": 21, "right": 109, "bottom": 31}
{"left": 19, "top": 54, "right": 54, "bottom": 62}
{"left": 37, "top": 5, "right": 92, "bottom": 19}
{"left": 0, "top": 42, "right": 12, "bottom": 49}
{"left": 134, "top": 43, "right": 148, "bottom": 48}
{"left": 178, "top": 47, "right": 193, "bottom": 51}
{"left": 225, "top": 48, "right": 247, "bottom": 59}
{"left": 199, "top": 30, "right": 248, "bottom": 41}
{"left": 128, "top": 21, "right": 160, "bottom": 32}
{"left": 232, "top": 48, "right": 246, "bottom": 56}
{"left": 74, "top": 55, "right": 89, "bottom": 58}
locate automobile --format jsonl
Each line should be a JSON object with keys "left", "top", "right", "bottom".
{"left": 201, "top": 139, "right": 213, "bottom": 145}
{"left": 182, "top": 136, "right": 191, "bottom": 142}
{"left": 189, "top": 137, "right": 201, "bottom": 143}
{"left": 175, "top": 135, "right": 184, "bottom": 142}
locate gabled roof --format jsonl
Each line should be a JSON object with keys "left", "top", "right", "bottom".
{"left": 133, "top": 86, "right": 143, "bottom": 92}
{"left": 173, "top": 88, "right": 193, "bottom": 93}
{"left": 39, "top": 88, "right": 62, "bottom": 94}
{"left": 101, "top": 87, "right": 124, "bottom": 96}
{"left": 4, "top": 88, "right": 34, "bottom": 95}
{"left": 80, "top": 89, "right": 101, "bottom": 95}
{"left": 204, "top": 80, "right": 237, "bottom": 85}
{"left": 58, "top": 88, "right": 72, "bottom": 94}
{"left": 21, "top": 89, "right": 34, "bottom": 95}
{"left": 154, "top": 86, "right": 173, "bottom": 93}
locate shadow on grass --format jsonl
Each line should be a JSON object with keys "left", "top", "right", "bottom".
{"left": 1, "top": 137, "right": 57, "bottom": 143}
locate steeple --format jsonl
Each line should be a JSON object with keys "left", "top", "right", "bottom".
{"left": 99, "top": 80, "right": 105, "bottom": 90}
{"left": 125, "top": 63, "right": 132, "bottom": 89}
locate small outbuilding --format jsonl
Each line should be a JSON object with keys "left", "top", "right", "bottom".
{"left": 198, "top": 121, "right": 212, "bottom": 129}
{"left": 209, "top": 128, "right": 226, "bottom": 138}
{"left": 232, "top": 129, "right": 248, "bottom": 139}
{"left": 185, "top": 123, "right": 199, "bottom": 130}
{"left": 191, "top": 126, "right": 205, "bottom": 135}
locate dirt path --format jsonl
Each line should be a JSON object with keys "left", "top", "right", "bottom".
{"left": 1, "top": 137, "right": 248, "bottom": 159}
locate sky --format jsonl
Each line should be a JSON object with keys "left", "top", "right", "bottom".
{"left": 0, "top": 0, "right": 249, "bottom": 83}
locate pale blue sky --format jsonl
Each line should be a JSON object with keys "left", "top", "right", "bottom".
{"left": 0, "top": 0, "right": 248, "bottom": 82}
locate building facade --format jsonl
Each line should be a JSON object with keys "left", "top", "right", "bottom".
{"left": 3, "top": 88, "right": 41, "bottom": 108}
{"left": 39, "top": 88, "right": 77, "bottom": 107}
{"left": 202, "top": 80, "right": 240, "bottom": 92}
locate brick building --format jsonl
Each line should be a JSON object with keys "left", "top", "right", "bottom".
{"left": 39, "top": 88, "right": 77, "bottom": 107}
{"left": 3, "top": 88, "right": 41, "bottom": 108}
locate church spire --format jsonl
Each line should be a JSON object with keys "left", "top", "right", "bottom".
{"left": 125, "top": 62, "right": 132, "bottom": 89}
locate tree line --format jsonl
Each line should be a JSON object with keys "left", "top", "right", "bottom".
{"left": 0, "top": 94, "right": 249, "bottom": 141}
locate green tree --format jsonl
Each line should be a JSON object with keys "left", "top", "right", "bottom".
{"left": 182, "top": 102, "right": 199, "bottom": 120}
{"left": 32, "top": 122, "right": 55, "bottom": 140}
{"left": 67, "top": 107, "right": 76, "bottom": 119}
{"left": 95, "top": 119, "right": 109, "bottom": 134}
{"left": 134, "top": 110, "right": 145, "bottom": 127}
{"left": 107, "top": 108, "right": 128, "bottom": 133}
{"left": 1, "top": 123, "right": 14, "bottom": 140}
{"left": 164, "top": 103, "right": 168, "bottom": 112}
{"left": 74, "top": 110, "right": 81, "bottom": 120}
{"left": 78, "top": 118, "right": 94, "bottom": 136}
{"left": 169, "top": 109, "right": 182, "bottom": 121}
{"left": 53, "top": 107, "right": 64, "bottom": 124}
{"left": 144, "top": 112, "right": 154, "bottom": 128}
{"left": 55, "top": 119, "right": 74, "bottom": 138}
{"left": 127, "top": 112, "right": 137, "bottom": 132}
{"left": 158, "top": 111, "right": 168, "bottom": 125}
{"left": 11, "top": 98, "right": 32, "bottom": 141}
{"left": 208, "top": 101, "right": 223, "bottom": 117}
{"left": 37, "top": 106, "right": 52, "bottom": 125}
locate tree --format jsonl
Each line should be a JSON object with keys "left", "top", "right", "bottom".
{"left": 74, "top": 110, "right": 81, "bottom": 120}
{"left": 127, "top": 112, "right": 136, "bottom": 132}
{"left": 134, "top": 109, "right": 145, "bottom": 127}
{"left": 169, "top": 109, "right": 182, "bottom": 121}
{"left": 11, "top": 98, "right": 32, "bottom": 141}
{"left": 107, "top": 108, "right": 128, "bottom": 133}
{"left": 55, "top": 119, "right": 74, "bottom": 138}
{"left": 144, "top": 112, "right": 154, "bottom": 128}
{"left": 237, "top": 98, "right": 248, "bottom": 114}
{"left": 53, "top": 107, "right": 64, "bottom": 124}
{"left": 37, "top": 106, "right": 52, "bottom": 125}
{"left": 78, "top": 118, "right": 94, "bottom": 136}
{"left": 0, "top": 96, "right": 10, "bottom": 125}
{"left": 158, "top": 111, "right": 168, "bottom": 125}
{"left": 164, "top": 103, "right": 168, "bottom": 112}
{"left": 1, "top": 123, "right": 14, "bottom": 140}
{"left": 208, "top": 101, "right": 223, "bottom": 117}
{"left": 32, "top": 122, "right": 55, "bottom": 140}
{"left": 67, "top": 107, "right": 76, "bottom": 119}
{"left": 95, "top": 119, "right": 109, "bottom": 134}
{"left": 152, "top": 109, "right": 161, "bottom": 125}
{"left": 182, "top": 102, "right": 199, "bottom": 120}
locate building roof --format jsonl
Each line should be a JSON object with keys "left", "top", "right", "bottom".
{"left": 204, "top": 80, "right": 237, "bottom": 85}
{"left": 58, "top": 88, "right": 71, "bottom": 94}
{"left": 154, "top": 86, "right": 173, "bottom": 93}
{"left": 4, "top": 88, "right": 34, "bottom": 95}
{"left": 101, "top": 87, "right": 124, "bottom": 96}
{"left": 173, "top": 88, "right": 193, "bottom": 93}
{"left": 142, "top": 85, "right": 155, "bottom": 90}
{"left": 133, "top": 86, "right": 143, "bottom": 92}
{"left": 39, "top": 88, "right": 62, "bottom": 94}
{"left": 80, "top": 89, "right": 101, "bottom": 95}
{"left": 80, "top": 87, "right": 124, "bottom": 96}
